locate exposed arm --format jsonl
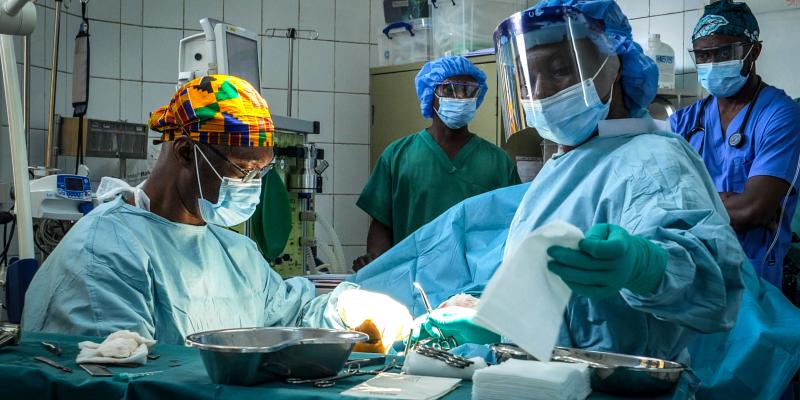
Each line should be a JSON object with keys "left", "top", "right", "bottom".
{"left": 720, "top": 176, "right": 788, "bottom": 233}
{"left": 352, "top": 219, "right": 394, "bottom": 271}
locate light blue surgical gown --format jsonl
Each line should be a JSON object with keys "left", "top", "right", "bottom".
{"left": 670, "top": 84, "right": 800, "bottom": 289}
{"left": 23, "top": 197, "right": 351, "bottom": 344}
{"left": 358, "top": 121, "right": 744, "bottom": 361}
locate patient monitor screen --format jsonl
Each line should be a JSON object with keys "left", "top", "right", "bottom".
{"left": 226, "top": 32, "right": 260, "bottom": 90}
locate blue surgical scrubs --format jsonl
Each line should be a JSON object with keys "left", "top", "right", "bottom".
{"left": 670, "top": 84, "right": 800, "bottom": 289}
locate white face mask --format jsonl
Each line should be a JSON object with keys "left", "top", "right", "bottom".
{"left": 521, "top": 57, "right": 612, "bottom": 147}
{"left": 194, "top": 145, "right": 262, "bottom": 227}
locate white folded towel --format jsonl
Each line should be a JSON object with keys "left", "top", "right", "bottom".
{"left": 76, "top": 330, "right": 156, "bottom": 365}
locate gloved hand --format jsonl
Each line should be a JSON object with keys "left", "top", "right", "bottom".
{"left": 336, "top": 289, "right": 413, "bottom": 354}
{"left": 546, "top": 224, "right": 668, "bottom": 298}
{"left": 411, "top": 306, "right": 500, "bottom": 346}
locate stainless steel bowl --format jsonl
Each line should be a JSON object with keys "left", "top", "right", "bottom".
{"left": 185, "top": 327, "right": 368, "bottom": 386}
{"left": 491, "top": 344, "right": 685, "bottom": 396}
{"left": 552, "top": 347, "right": 685, "bottom": 396}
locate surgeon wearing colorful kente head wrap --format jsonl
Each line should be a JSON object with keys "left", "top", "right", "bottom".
{"left": 23, "top": 75, "right": 413, "bottom": 348}
{"left": 353, "top": 57, "right": 520, "bottom": 270}
{"left": 671, "top": 0, "right": 800, "bottom": 292}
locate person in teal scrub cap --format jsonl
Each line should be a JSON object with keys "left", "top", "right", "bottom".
{"left": 671, "top": 0, "right": 800, "bottom": 293}
{"left": 353, "top": 56, "right": 520, "bottom": 270}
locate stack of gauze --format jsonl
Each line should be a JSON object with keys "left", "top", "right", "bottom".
{"left": 472, "top": 359, "right": 591, "bottom": 400}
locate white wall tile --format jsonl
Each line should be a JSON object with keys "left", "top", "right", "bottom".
{"left": 142, "top": 28, "right": 183, "bottom": 83}
{"left": 682, "top": 9, "right": 702, "bottom": 72}
{"left": 342, "top": 245, "right": 366, "bottom": 267}
{"left": 650, "top": 0, "right": 683, "bottom": 16}
{"left": 369, "top": 44, "right": 380, "bottom": 68}
{"left": 747, "top": 0, "right": 795, "bottom": 15}
{"left": 369, "top": 0, "right": 384, "bottom": 45}
{"left": 629, "top": 18, "right": 649, "bottom": 50}
{"left": 683, "top": 0, "right": 707, "bottom": 11}
{"left": 261, "top": 88, "right": 299, "bottom": 117}
{"left": 224, "top": 0, "right": 262, "bottom": 32}
{"left": 333, "top": 195, "right": 368, "bottom": 245}
{"left": 56, "top": 71, "right": 69, "bottom": 117}
{"left": 89, "top": 0, "right": 120, "bottom": 22}
{"left": 30, "top": 5, "right": 47, "bottom": 68}
{"left": 261, "top": 36, "right": 299, "bottom": 90}
{"left": 758, "top": 10, "right": 800, "bottom": 98}
{"left": 29, "top": 67, "right": 47, "bottom": 130}
{"left": 121, "top": 26, "right": 143, "bottom": 80}
{"left": 263, "top": 0, "right": 299, "bottom": 31}
{"left": 90, "top": 21, "right": 121, "bottom": 79}
{"left": 298, "top": 39, "right": 334, "bottom": 91}
{"left": 334, "top": 42, "right": 370, "bottom": 93}
{"left": 58, "top": 14, "right": 80, "bottom": 73}
{"left": 120, "top": 81, "right": 143, "bottom": 123}
{"left": 336, "top": 0, "right": 370, "bottom": 43}
{"left": 616, "top": 0, "right": 649, "bottom": 19}
{"left": 649, "top": 13, "right": 685, "bottom": 74}
{"left": 29, "top": 129, "right": 46, "bottom": 167}
{"left": 61, "top": 73, "right": 73, "bottom": 117}
{"left": 88, "top": 78, "right": 121, "bottom": 121}
{"left": 333, "top": 144, "right": 369, "bottom": 195}
{"left": 184, "top": 0, "right": 222, "bottom": 29}
{"left": 315, "top": 142, "right": 334, "bottom": 194}
{"left": 143, "top": 0, "right": 182, "bottom": 28}
{"left": 334, "top": 93, "right": 369, "bottom": 144}
{"left": 141, "top": 82, "right": 176, "bottom": 126}
{"left": 122, "top": 0, "right": 143, "bottom": 25}
{"left": 299, "top": 91, "right": 334, "bottom": 143}
{"left": 299, "top": 0, "right": 335, "bottom": 40}
{"left": 314, "top": 193, "right": 334, "bottom": 255}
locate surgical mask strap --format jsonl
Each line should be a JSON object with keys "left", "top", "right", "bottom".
{"left": 587, "top": 56, "right": 611, "bottom": 107}
{"left": 194, "top": 144, "right": 224, "bottom": 202}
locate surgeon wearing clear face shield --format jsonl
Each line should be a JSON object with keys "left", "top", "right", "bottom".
{"left": 492, "top": 1, "right": 745, "bottom": 362}
{"left": 22, "top": 75, "right": 412, "bottom": 350}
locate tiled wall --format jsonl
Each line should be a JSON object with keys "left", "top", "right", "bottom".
{"left": 0, "top": 0, "right": 381, "bottom": 265}
{"left": 618, "top": 0, "right": 800, "bottom": 100}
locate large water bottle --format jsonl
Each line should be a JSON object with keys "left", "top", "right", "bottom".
{"left": 646, "top": 34, "right": 675, "bottom": 90}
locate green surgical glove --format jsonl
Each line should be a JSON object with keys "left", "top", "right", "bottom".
{"left": 410, "top": 306, "right": 500, "bottom": 346}
{"left": 546, "top": 223, "right": 668, "bottom": 299}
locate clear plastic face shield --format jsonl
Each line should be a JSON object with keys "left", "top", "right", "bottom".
{"left": 494, "top": 7, "right": 619, "bottom": 143}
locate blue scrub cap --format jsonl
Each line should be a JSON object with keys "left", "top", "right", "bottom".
{"left": 531, "top": 0, "right": 658, "bottom": 115}
{"left": 415, "top": 56, "right": 488, "bottom": 119}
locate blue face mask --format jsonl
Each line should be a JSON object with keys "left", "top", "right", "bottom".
{"left": 194, "top": 145, "right": 262, "bottom": 227}
{"left": 435, "top": 96, "right": 477, "bottom": 129}
{"left": 697, "top": 59, "right": 749, "bottom": 98}
{"left": 521, "top": 65, "right": 612, "bottom": 147}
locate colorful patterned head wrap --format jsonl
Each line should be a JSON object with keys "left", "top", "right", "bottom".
{"left": 149, "top": 75, "right": 274, "bottom": 147}
{"left": 692, "top": 0, "right": 759, "bottom": 43}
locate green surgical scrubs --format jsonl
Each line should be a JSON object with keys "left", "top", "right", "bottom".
{"left": 357, "top": 129, "right": 520, "bottom": 244}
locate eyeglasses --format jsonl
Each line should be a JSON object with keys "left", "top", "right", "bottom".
{"left": 435, "top": 81, "right": 482, "bottom": 99}
{"left": 688, "top": 42, "right": 758, "bottom": 64}
{"left": 196, "top": 143, "right": 272, "bottom": 183}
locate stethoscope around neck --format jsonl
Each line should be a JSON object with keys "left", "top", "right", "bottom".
{"left": 687, "top": 76, "right": 764, "bottom": 149}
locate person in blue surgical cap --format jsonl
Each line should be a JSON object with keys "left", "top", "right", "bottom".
{"left": 22, "top": 76, "right": 412, "bottom": 347}
{"left": 671, "top": 0, "right": 800, "bottom": 294}
{"left": 358, "top": 0, "right": 746, "bottom": 367}
{"left": 352, "top": 56, "right": 520, "bottom": 270}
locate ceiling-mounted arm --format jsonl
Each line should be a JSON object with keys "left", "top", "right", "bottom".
{"left": 0, "top": 0, "right": 35, "bottom": 35}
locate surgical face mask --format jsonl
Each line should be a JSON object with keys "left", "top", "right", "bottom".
{"left": 194, "top": 145, "right": 262, "bottom": 227}
{"left": 435, "top": 96, "right": 478, "bottom": 129}
{"left": 697, "top": 59, "right": 750, "bottom": 98}
{"left": 521, "top": 58, "right": 612, "bottom": 146}
{"left": 696, "top": 46, "right": 753, "bottom": 98}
